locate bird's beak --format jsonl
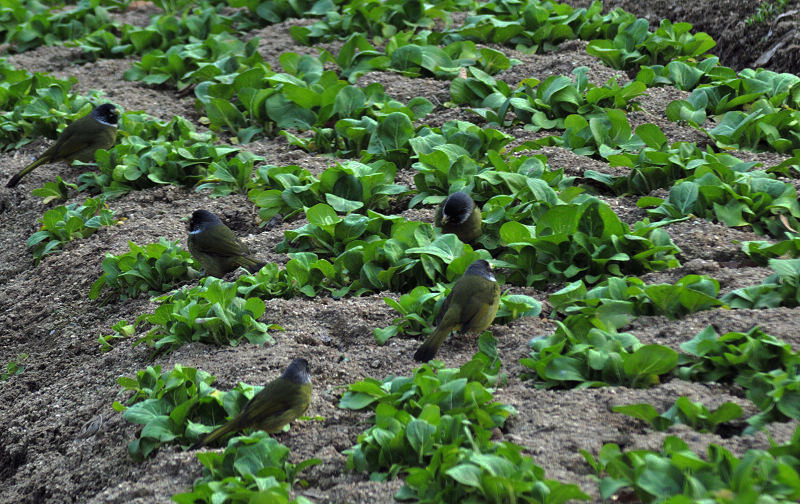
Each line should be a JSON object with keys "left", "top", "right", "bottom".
{"left": 440, "top": 215, "right": 449, "bottom": 225}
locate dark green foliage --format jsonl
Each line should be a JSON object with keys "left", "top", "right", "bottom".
{"left": 90, "top": 238, "right": 198, "bottom": 301}
{"left": 582, "top": 435, "right": 800, "bottom": 502}
{"left": 341, "top": 335, "right": 589, "bottom": 502}
{"left": 27, "top": 196, "right": 117, "bottom": 263}
{"left": 612, "top": 397, "right": 743, "bottom": 433}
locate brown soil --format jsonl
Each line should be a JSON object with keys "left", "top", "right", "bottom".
{"left": 1, "top": 2, "right": 799, "bottom": 504}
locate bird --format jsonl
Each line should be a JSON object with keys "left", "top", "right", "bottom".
{"left": 187, "top": 209, "right": 266, "bottom": 278}
{"left": 6, "top": 103, "right": 119, "bottom": 188}
{"left": 434, "top": 191, "right": 482, "bottom": 244}
{"left": 414, "top": 259, "right": 501, "bottom": 362}
{"left": 190, "top": 358, "right": 312, "bottom": 450}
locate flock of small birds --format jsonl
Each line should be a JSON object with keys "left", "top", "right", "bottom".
{"left": 5, "top": 103, "right": 502, "bottom": 446}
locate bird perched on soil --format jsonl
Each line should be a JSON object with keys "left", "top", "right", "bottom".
{"left": 6, "top": 103, "right": 119, "bottom": 188}
{"left": 434, "top": 191, "right": 482, "bottom": 244}
{"left": 191, "top": 358, "right": 312, "bottom": 450}
{"left": 187, "top": 209, "right": 266, "bottom": 277}
{"left": 414, "top": 259, "right": 501, "bottom": 362}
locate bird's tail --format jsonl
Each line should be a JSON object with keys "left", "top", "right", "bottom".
{"left": 189, "top": 421, "right": 235, "bottom": 450}
{"left": 413, "top": 325, "right": 450, "bottom": 362}
{"left": 6, "top": 157, "right": 48, "bottom": 188}
{"left": 238, "top": 256, "right": 267, "bottom": 274}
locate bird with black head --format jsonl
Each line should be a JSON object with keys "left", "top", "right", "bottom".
{"left": 187, "top": 209, "right": 266, "bottom": 278}
{"left": 414, "top": 259, "right": 500, "bottom": 362}
{"left": 434, "top": 191, "right": 482, "bottom": 244}
{"left": 6, "top": 103, "right": 119, "bottom": 188}
{"left": 191, "top": 358, "right": 312, "bottom": 450}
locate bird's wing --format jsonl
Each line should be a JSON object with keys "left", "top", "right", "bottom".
{"left": 434, "top": 290, "right": 454, "bottom": 326}
{"left": 194, "top": 226, "right": 251, "bottom": 257}
{"left": 458, "top": 284, "right": 500, "bottom": 334}
{"left": 236, "top": 381, "right": 294, "bottom": 426}
{"left": 49, "top": 121, "right": 110, "bottom": 161}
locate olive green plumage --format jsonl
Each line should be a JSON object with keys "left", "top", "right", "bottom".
{"left": 187, "top": 209, "right": 266, "bottom": 278}
{"left": 6, "top": 103, "right": 119, "bottom": 188}
{"left": 434, "top": 191, "right": 482, "bottom": 244}
{"left": 191, "top": 358, "right": 312, "bottom": 450}
{"left": 414, "top": 259, "right": 500, "bottom": 362}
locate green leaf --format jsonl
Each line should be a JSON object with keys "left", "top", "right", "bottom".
{"left": 446, "top": 464, "right": 483, "bottom": 489}
{"left": 624, "top": 344, "right": 678, "bottom": 378}
{"left": 612, "top": 403, "right": 661, "bottom": 424}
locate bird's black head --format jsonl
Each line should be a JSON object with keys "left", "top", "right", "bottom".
{"left": 189, "top": 209, "right": 224, "bottom": 234}
{"left": 464, "top": 259, "right": 495, "bottom": 282}
{"left": 91, "top": 103, "right": 119, "bottom": 127}
{"left": 442, "top": 192, "right": 475, "bottom": 225}
{"left": 283, "top": 358, "right": 311, "bottom": 384}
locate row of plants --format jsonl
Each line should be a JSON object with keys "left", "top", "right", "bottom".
{"left": 125, "top": 30, "right": 519, "bottom": 92}
{"left": 11, "top": 0, "right": 708, "bottom": 70}
{"left": 92, "top": 238, "right": 800, "bottom": 354}
{"left": 451, "top": 65, "right": 646, "bottom": 129}
{"left": 583, "top": 431, "right": 800, "bottom": 503}
{"left": 94, "top": 239, "right": 541, "bottom": 354}
{"left": 293, "top": 0, "right": 712, "bottom": 74}
{"left": 59, "top": 118, "right": 684, "bottom": 289}
{"left": 3, "top": 0, "right": 280, "bottom": 57}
